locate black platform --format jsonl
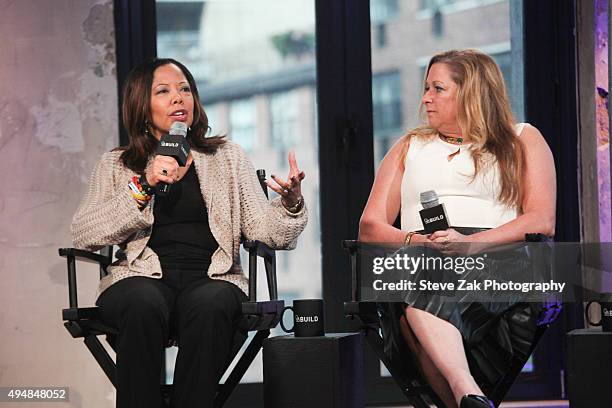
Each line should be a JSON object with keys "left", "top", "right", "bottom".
{"left": 566, "top": 328, "right": 612, "bottom": 407}
{"left": 263, "top": 333, "right": 364, "bottom": 408}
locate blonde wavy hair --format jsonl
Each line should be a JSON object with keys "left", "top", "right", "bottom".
{"left": 401, "top": 49, "right": 524, "bottom": 209}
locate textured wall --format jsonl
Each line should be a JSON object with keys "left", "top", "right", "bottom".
{"left": 0, "top": 1, "right": 118, "bottom": 406}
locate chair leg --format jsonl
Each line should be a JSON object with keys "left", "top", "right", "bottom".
{"left": 84, "top": 335, "right": 117, "bottom": 388}
{"left": 214, "top": 329, "right": 270, "bottom": 408}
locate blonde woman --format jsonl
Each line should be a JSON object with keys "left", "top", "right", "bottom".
{"left": 359, "top": 50, "right": 556, "bottom": 408}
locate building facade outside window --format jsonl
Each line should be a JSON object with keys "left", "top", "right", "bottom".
{"left": 373, "top": 71, "right": 403, "bottom": 162}
{"left": 229, "top": 98, "right": 256, "bottom": 151}
{"left": 270, "top": 89, "right": 300, "bottom": 161}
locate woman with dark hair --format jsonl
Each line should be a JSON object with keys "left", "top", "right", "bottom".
{"left": 359, "top": 50, "right": 556, "bottom": 407}
{"left": 72, "top": 58, "right": 307, "bottom": 408}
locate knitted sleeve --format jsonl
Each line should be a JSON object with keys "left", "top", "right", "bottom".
{"left": 71, "top": 152, "right": 154, "bottom": 251}
{"left": 232, "top": 144, "right": 308, "bottom": 250}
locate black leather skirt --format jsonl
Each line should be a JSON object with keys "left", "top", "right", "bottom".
{"left": 378, "top": 227, "right": 540, "bottom": 399}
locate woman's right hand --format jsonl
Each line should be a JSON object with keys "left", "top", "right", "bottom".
{"left": 145, "top": 155, "right": 180, "bottom": 187}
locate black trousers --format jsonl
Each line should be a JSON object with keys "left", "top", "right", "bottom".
{"left": 96, "top": 268, "right": 247, "bottom": 408}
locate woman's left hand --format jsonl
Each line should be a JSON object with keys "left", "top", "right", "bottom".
{"left": 267, "top": 151, "right": 305, "bottom": 212}
{"left": 429, "top": 228, "right": 472, "bottom": 255}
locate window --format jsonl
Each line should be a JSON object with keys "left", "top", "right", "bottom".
{"left": 270, "top": 89, "right": 300, "bottom": 160}
{"left": 229, "top": 98, "right": 256, "bottom": 151}
{"left": 203, "top": 103, "right": 227, "bottom": 136}
{"left": 373, "top": 72, "right": 402, "bottom": 137}
{"left": 156, "top": 0, "right": 320, "bottom": 387}
{"left": 418, "top": 0, "right": 507, "bottom": 18}
{"left": 420, "top": 0, "right": 454, "bottom": 11}
{"left": 156, "top": 1, "right": 206, "bottom": 79}
{"left": 372, "top": 71, "right": 402, "bottom": 162}
{"left": 371, "top": 0, "right": 398, "bottom": 48}
{"left": 372, "top": 0, "right": 522, "bottom": 169}
{"left": 371, "top": 0, "right": 399, "bottom": 24}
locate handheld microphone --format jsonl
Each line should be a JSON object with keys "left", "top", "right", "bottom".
{"left": 156, "top": 121, "right": 190, "bottom": 196}
{"left": 418, "top": 190, "right": 450, "bottom": 234}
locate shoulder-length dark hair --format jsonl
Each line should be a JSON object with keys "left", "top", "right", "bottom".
{"left": 117, "top": 58, "right": 225, "bottom": 173}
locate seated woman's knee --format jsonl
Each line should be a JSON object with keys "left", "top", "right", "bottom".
{"left": 118, "top": 282, "right": 171, "bottom": 325}
{"left": 179, "top": 280, "right": 242, "bottom": 321}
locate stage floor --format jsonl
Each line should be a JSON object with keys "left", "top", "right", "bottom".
{"left": 378, "top": 401, "right": 568, "bottom": 408}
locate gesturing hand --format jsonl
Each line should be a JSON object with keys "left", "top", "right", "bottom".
{"left": 266, "top": 151, "right": 305, "bottom": 212}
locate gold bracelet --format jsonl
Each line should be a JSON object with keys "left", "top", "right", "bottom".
{"left": 404, "top": 231, "right": 416, "bottom": 246}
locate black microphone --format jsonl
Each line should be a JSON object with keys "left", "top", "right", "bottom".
{"left": 156, "top": 121, "right": 190, "bottom": 196}
{"left": 418, "top": 190, "right": 450, "bottom": 234}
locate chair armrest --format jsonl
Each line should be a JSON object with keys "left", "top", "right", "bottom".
{"left": 241, "top": 300, "right": 285, "bottom": 331}
{"left": 62, "top": 306, "right": 100, "bottom": 321}
{"left": 242, "top": 240, "right": 277, "bottom": 302}
{"left": 342, "top": 239, "right": 360, "bottom": 252}
{"left": 525, "top": 233, "right": 553, "bottom": 242}
{"left": 242, "top": 240, "right": 275, "bottom": 258}
{"left": 58, "top": 248, "right": 112, "bottom": 266}
{"left": 58, "top": 247, "right": 112, "bottom": 309}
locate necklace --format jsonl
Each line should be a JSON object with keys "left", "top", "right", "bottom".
{"left": 439, "top": 133, "right": 463, "bottom": 145}
{"left": 439, "top": 133, "right": 463, "bottom": 161}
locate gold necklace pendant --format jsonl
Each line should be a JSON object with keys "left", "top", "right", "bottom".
{"left": 439, "top": 133, "right": 462, "bottom": 161}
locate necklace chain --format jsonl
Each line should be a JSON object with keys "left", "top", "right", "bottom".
{"left": 439, "top": 133, "right": 463, "bottom": 145}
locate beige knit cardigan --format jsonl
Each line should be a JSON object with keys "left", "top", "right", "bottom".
{"left": 71, "top": 141, "right": 308, "bottom": 298}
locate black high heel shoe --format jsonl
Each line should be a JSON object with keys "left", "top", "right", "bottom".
{"left": 459, "top": 394, "right": 494, "bottom": 408}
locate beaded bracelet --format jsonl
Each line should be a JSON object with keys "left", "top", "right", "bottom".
{"left": 128, "top": 175, "right": 153, "bottom": 209}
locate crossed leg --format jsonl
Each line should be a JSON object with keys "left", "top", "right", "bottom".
{"left": 399, "top": 314, "right": 455, "bottom": 407}
{"left": 402, "top": 307, "right": 483, "bottom": 407}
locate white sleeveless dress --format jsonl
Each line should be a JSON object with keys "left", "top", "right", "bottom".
{"left": 400, "top": 123, "right": 526, "bottom": 232}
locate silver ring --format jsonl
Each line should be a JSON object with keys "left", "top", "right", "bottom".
{"left": 162, "top": 169, "right": 168, "bottom": 176}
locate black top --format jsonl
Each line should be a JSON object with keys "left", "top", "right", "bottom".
{"left": 149, "top": 164, "right": 219, "bottom": 270}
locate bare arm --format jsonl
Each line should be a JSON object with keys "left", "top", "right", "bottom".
{"left": 359, "top": 137, "right": 427, "bottom": 243}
